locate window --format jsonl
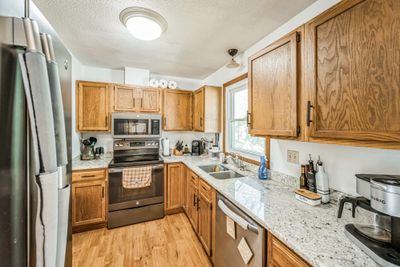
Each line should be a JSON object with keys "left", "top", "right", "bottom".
{"left": 226, "top": 78, "right": 265, "bottom": 159}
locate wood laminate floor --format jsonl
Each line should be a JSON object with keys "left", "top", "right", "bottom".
{"left": 72, "top": 213, "right": 212, "bottom": 267}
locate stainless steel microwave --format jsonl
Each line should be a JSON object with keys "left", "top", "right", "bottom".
{"left": 112, "top": 113, "right": 161, "bottom": 139}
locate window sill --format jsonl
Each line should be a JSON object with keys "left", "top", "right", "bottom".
{"left": 225, "top": 151, "right": 261, "bottom": 166}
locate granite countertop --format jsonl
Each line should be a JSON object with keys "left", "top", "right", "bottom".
{"left": 72, "top": 153, "right": 113, "bottom": 171}
{"left": 163, "top": 155, "right": 378, "bottom": 267}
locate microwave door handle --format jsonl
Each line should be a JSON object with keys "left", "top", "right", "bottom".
{"left": 218, "top": 199, "right": 259, "bottom": 234}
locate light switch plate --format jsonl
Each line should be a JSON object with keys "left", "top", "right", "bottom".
{"left": 287, "top": 150, "right": 299, "bottom": 164}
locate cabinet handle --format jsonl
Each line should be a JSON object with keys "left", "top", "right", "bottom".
{"left": 247, "top": 112, "right": 251, "bottom": 126}
{"left": 197, "top": 197, "right": 200, "bottom": 211}
{"left": 81, "top": 175, "right": 96, "bottom": 179}
{"left": 105, "top": 116, "right": 108, "bottom": 125}
{"left": 200, "top": 117, "right": 203, "bottom": 127}
{"left": 306, "top": 101, "right": 314, "bottom": 127}
{"left": 193, "top": 194, "right": 196, "bottom": 206}
{"left": 164, "top": 117, "right": 167, "bottom": 127}
{"left": 102, "top": 187, "right": 105, "bottom": 198}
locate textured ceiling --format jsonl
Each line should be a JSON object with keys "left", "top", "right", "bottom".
{"left": 33, "top": 0, "right": 316, "bottom": 79}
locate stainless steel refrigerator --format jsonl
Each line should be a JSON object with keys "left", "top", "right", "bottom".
{"left": 0, "top": 1, "right": 72, "bottom": 266}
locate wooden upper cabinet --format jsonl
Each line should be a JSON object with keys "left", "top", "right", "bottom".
{"left": 193, "top": 88, "right": 204, "bottom": 131}
{"left": 249, "top": 31, "right": 300, "bottom": 137}
{"left": 140, "top": 88, "right": 161, "bottom": 113}
{"left": 162, "top": 89, "right": 193, "bottom": 131}
{"left": 113, "top": 84, "right": 140, "bottom": 112}
{"left": 76, "top": 81, "right": 111, "bottom": 131}
{"left": 193, "top": 86, "right": 221, "bottom": 133}
{"left": 114, "top": 85, "right": 161, "bottom": 113}
{"left": 305, "top": 0, "right": 400, "bottom": 143}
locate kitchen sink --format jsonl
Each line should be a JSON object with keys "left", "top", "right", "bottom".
{"left": 199, "top": 164, "right": 229, "bottom": 173}
{"left": 210, "top": 170, "right": 244, "bottom": 179}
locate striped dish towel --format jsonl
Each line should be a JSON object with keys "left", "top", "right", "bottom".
{"left": 122, "top": 166, "right": 152, "bottom": 189}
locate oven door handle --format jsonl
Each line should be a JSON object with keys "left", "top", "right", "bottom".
{"left": 109, "top": 164, "right": 164, "bottom": 173}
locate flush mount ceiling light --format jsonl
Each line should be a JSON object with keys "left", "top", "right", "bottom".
{"left": 120, "top": 7, "right": 167, "bottom": 41}
{"left": 226, "top": 48, "right": 240, "bottom": 68}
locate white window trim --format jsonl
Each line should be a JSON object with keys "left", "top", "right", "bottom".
{"left": 225, "top": 78, "right": 264, "bottom": 161}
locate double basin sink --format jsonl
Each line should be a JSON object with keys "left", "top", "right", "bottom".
{"left": 198, "top": 164, "right": 244, "bottom": 179}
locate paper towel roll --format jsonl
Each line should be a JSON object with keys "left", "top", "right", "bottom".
{"left": 162, "top": 138, "right": 170, "bottom": 156}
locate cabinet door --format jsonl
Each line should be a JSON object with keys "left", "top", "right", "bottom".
{"left": 187, "top": 181, "right": 199, "bottom": 232}
{"left": 166, "top": 163, "right": 182, "bottom": 210}
{"left": 249, "top": 31, "right": 299, "bottom": 137}
{"left": 72, "top": 180, "right": 106, "bottom": 227}
{"left": 140, "top": 88, "right": 161, "bottom": 113}
{"left": 198, "top": 191, "right": 212, "bottom": 256}
{"left": 268, "top": 234, "right": 310, "bottom": 267}
{"left": 193, "top": 88, "right": 204, "bottom": 131}
{"left": 305, "top": 0, "right": 400, "bottom": 142}
{"left": 163, "top": 89, "right": 193, "bottom": 131}
{"left": 77, "top": 81, "right": 110, "bottom": 131}
{"left": 114, "top": 85, "right": 139, "bottom": 112}
{"left": 181, "top": 165, "right": 188, "bottom": 212}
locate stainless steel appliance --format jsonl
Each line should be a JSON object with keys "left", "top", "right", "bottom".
{"left": 0, "top": 1, "right": 72, "bottom": 266}
{"left": 338, "top": 174, "right": 400, "bottom": 266}
{"left": 215, "top": 193, "right": 265, "bottom": 267}
{"left": 192, "top": 140, "right": 205, "bottom": 156}
{"left": 112, "top": 112, "right": 161, "bottom": 139}
{"left": 108, "top": 139, "right": 164, "bottom": 228}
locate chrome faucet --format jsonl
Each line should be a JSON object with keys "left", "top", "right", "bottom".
{"left": 227, "top": 153, "right": 247, "bottom": 171}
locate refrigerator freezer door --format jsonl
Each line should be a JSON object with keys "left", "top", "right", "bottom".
{"left": 19, "top": 50, "right": 57, "bottom": 174}
{"left": 0, "top": 44, "right": 28, "bottom": 267}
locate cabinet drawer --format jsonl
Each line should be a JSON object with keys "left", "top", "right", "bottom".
{"left": 73, "top": 169, "right": 106, "bottom": 183}
{"left": 268, "top": 234, "right": 310, "bottom": 267}
{"left": 189, "top": 170, "right": 199, "bottom": 186}
{"left": 199, "top": 179, "right": 212, "bottom": 201}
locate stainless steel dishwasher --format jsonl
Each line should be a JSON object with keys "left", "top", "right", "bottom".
{"left": 215, "top": 193, "right": 266, "bottom": 267}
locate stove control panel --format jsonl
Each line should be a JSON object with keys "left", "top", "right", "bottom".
{"left": 113, "top": 139, "right": 160, "bottom": 150}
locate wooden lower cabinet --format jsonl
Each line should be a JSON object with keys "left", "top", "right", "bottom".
{"left": 198, "top": 181, "right": 213, "bottom": 256}
{"left": 165, "top": 163, "right": 184, "bottom": 212}
{"left": 185, "top": 170, "right": 215, "bottom": 257}
{"left": 72, "top": 169, "right": 107, "bottom": 232}
{"left": 267, "top": 233, "right": 310, "bottom": 267}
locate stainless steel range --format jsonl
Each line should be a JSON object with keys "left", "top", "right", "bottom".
{"left": 108, "top": 139, "right": 164, "bottom": 228}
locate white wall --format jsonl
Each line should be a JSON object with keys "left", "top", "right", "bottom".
{"left": 150, "top": 74, "right": 203, "bottom": 90}
{"left": 203, "top": 0, "right": 400, "bottom": 195}
{"left": 81, "top": 66, "right": 124, "bottom": 83}
{"left": 71, "top": 55, "right": 83, "bottom": 158}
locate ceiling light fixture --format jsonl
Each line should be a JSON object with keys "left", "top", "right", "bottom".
{"left": 120, "top": 7, "right": 167, "bottom": 41}
{"left": 226, "top": 49, "right": 240, "bottom": 68}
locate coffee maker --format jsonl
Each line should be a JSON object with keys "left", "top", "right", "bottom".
{"left": 338, "top": 174, "right": 400, "bottom": 266}
{"left": 191, "top": 140, "right": 205, "bottom": 156}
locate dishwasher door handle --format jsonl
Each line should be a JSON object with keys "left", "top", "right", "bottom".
{"left": 218, "top": 199, "right": 259, "bottom": 234}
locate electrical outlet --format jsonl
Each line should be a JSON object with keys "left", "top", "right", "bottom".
{"left": 287, "top": 150, "right": 299, "bottom": 164}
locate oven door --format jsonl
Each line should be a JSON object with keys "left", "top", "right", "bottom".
{"left": 108, "top": 164, "right": 164, "bottom": 211}
{"left": 112, "top": 112, "right": 161, "bottom": 138}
